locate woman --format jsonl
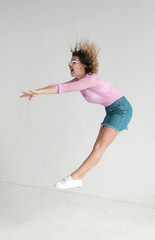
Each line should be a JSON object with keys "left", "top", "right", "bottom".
{"left": 20, "top": 39, "right": 133, "bottom": 190}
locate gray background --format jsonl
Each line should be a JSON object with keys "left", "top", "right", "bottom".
{"left": 0, "top": 0, "right": 155, "bottom": 206}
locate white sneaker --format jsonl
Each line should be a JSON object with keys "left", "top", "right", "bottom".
{"left": 54, "top": 175, "right": 84, "bottom": 189}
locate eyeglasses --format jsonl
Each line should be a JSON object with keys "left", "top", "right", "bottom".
{"left": 68, "top": 60, "right": 81, "bottom": 66}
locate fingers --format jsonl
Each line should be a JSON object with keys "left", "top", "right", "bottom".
{"left": 29, "top": 94, "right": 36, "bottom": 101}
{"left": 28, "top": 97, "right": 33, "bottom": 101}
{"left": 19, "top": 92, "right": 28, "bottom": 98}
{"left": 19, "top": 90, "right": 34, "bottom": 99}
{"left": 23, "top": 91, "right": 30, "bottom": 95}
{"left": 19, "top": 88, "right": 41, "bottom": 101}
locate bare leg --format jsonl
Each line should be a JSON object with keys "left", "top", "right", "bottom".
{"left": 70, "top": 125, "right": 120, "bottom": 180}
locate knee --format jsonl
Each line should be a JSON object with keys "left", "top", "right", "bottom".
{"left": 93, "top": 141, "right": 107, "bottom": 154}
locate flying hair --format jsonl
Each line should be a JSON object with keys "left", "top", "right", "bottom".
{"left": 70, "top": 38, "right": 100, "bottom": 74}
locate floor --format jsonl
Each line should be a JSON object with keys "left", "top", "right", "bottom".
{"left": 0, "top": 182, "right": 155, "bottom": 240}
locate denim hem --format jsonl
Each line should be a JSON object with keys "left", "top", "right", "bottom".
{"left": 101, "top": 123, "right": 128, "bottom": 132}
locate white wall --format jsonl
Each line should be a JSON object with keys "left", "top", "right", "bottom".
{"left": 0, "top": 0, "right": 155, "bottom": 206}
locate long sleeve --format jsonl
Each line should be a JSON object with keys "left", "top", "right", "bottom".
{"left": 48, "top": 84, "right": 59, "bottom": 93}
{"left": 49, "top": 78, "right": 78, "bottom": 88}
{"left": 55, "top": 76, "right": 97, "bottom": 94}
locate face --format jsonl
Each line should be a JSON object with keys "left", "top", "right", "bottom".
{"left": 68, "top": 56, "right": 86, "bottom": 79}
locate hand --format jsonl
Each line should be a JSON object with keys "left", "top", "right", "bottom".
{"left": 19, "top": 89, "right": 41, "bottom": 101}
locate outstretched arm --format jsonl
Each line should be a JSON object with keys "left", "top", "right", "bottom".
{"left": 19, "top": 76, "right": 95, "bottom": 101}
{"left": 35, "top": 85, "right": 58, "bottom": 94}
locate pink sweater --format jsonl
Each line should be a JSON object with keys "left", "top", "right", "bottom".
{"left": 49, "top": 73, "right": 123, "bottom": 107}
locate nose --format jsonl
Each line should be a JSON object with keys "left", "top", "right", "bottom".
{"left": 68, "top": 62, "right": 72, "bottom": 69}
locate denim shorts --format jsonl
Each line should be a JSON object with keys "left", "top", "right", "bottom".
{"left": 101, "top": 96, "right": 133, "bottom": 132}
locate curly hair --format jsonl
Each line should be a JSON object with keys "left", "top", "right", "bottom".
{"left": 70, "top": 39, "right": 100, "bottom": 74}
